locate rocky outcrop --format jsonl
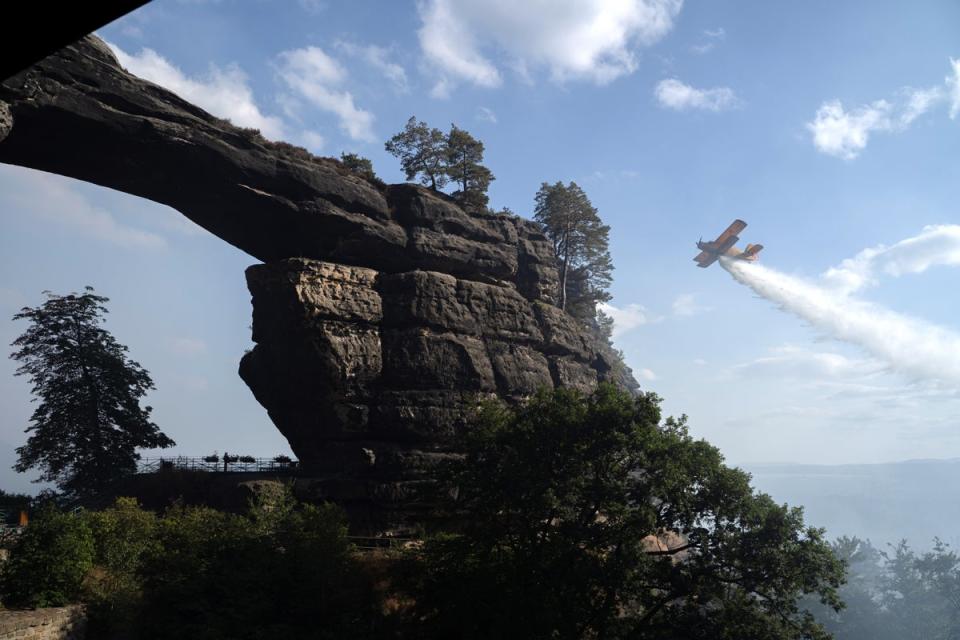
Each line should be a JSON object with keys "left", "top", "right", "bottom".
{"left": 0, "top": 35, "right": 637, "bottom": 532}
{"left": 238, "top": 256, "right": 625, "bottom": 530}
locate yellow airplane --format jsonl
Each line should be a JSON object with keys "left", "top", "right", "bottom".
{"left": 693, "top": 219, "right": 763, "bottom": 268}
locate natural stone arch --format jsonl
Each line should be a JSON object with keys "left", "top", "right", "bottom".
{"left": 1, "top": 36, "right": 631, "bottom": 531}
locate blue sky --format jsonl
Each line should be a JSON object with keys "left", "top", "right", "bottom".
{"left": 1, "top": 0, "right": 959, "bottom": 493}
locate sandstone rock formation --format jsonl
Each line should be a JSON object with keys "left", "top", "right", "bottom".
{"left": 0, "top": 35, "right": 637, "bottom": 531}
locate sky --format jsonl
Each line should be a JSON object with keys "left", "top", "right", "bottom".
{"left": 1, "top": 0, "right": 959, "bottom": 494}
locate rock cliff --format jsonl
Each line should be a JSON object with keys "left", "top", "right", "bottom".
{"left": 0, "top": 35, "right": 637, "bottom": 531}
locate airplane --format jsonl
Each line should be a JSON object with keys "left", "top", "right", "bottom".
{"left": 693, "top": 219, "right": 763, "bottom": 268}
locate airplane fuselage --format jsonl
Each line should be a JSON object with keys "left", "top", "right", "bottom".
{"left": 694, "top": 219, "right": 763, "bottom": 268}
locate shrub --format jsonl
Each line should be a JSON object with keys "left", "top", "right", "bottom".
{"left": 0, "top": 505, "right": 94, "bottom": 608}
{"left": 83, "top": 498, "right": 158, "bottom": 634}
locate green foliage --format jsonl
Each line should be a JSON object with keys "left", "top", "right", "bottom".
{"left": 1, "top": 505, "right": 94, "bottom": 608}
{"left": 10, "top": 288, "right": 175, "bottom": 499}
{"left": 133, "top": 493, "right": 384, "bottom": 639}
{"left": 385, "top": 116, "right": 449, "bottom": 191}
{"left": 339, "top": 152, "right": 379, "bottom": 181}
{"left": 83, "top": 498, "right": 159, "bottom": 634}
{"left": 406, "top": 385, "right": 844, "bottom": 639}
{"left": 533, "top": 182, "right": 613, "bottom": 318}
{"left": 444, "top": 124, "right": 494, "bottom": 212}
{"left": 385, "top": 116, "right": 494, "bottom": 210}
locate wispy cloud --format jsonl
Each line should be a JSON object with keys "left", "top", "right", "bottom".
{"left": 654, "top": 78, "right": 738, "bottom": 111}
{"left": 731, "top": 345, "right": 883, "bottom": 381}
{"left": 822, "top": 224, "right": 960, "bottom": 295}
{"left": 636, "top": 368, "right": 657, "bottom": 381}
{"left": 276, "top": 46, "right": 376, "bottom": 142}
{"left": 598, "top": 302, "right": 661, "bottom": 337}
{"left": 691, "top": 26, "right": 725, "bottom": 54}
{"left": 335, "top": 41, "right": 409, "bottom": 93}
{"left": 948, "top": 58, "right": 960, "bottom": 118}
{"left": 417, "top": 0, "right": 683, "bottom": 95}
{"left": 807, "top": 58, "right": 959, "bottom": 159}
{"left": 0, "top": 166, "right": 165, "bottom": 249}
{"left": 672, "top": 293, "right": 709, "bottom": 317}
{"left": 477, "top": 106, "right": 498, "bottom": 123}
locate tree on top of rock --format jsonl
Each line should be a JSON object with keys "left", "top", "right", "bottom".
{"left": 385, "top": 116, "right": 448, "bottom": 191}
{"left": 533, "top": 181, "right": 613, "bottom": 317}
{"left": 339, "top": 152, "right": 379, "bottom": 182}
{"left": 9, "top": 288, "right": 175, "bottom": 499}
{"left": 444, "top": 124, "right": 495, "bottom": 212}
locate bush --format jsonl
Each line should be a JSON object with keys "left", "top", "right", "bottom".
{"left": 82, "top": 498, "right": 158, "bottom": 633}
{"left": 130, "top": 493, "right": 387, "bottom": 639}
{"left": 0, "top": 505, "right": 94, "bottom": 608}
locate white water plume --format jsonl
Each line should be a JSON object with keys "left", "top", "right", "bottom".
{"left": 720, "top": 256, "right": 960, "bottom": 386}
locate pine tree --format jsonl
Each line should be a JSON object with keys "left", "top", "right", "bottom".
{"left": 339, "top": 152, "right": 378, "bottom": 182}
{"left": 10, "top": 288, "right": 174, "bottom": 499}
{"left": 533, "top": 181, "right": 613, "bottom": 317}
{"left": 444, "top": 124, "right": 494, "bottom": 212}
{"left": 384, "top": 116, "right": 448, "bottom": 191}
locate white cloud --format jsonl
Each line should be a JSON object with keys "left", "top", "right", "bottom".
{"left": 298, "top": 129, "right": 326, "bottom": 153}
{"left": 477, "top": 106, "right": 498, "bottom": 123}
{"left": 822, "top": 225, "right": 960, "bottom": 295}
{"left": 691, "top": 26, "right": 725, "bottom": 54}
{"left": 672, "top": 293, "right": 709, "bottom": 317}
{"left": 298, "top": 0, "right": 326, "bottom": 14}
{"left": 598, "top": 302, "right": 660, "bottom": 337}
{"left": 417, "top": 0, "right": 683, "bottom": 94}
{"left": 899, "top": 86, "right": 943, "bottom": 125}
{"left": 336, "top": 41, "right": 409, "bottom": 93}
{"left": 806, "top": 100, "right": 892, "bottom": 159}
{"left": 637, "top": 368, "right": 657, "bottom": 381}
{"left": 732, "top": 345, "right": 882, "bottom": 380}
{"left": 654, "top": 78, "right": 738, "bottom": 111}
{"left": 276, "top": 46, "right": 376, "bottom": 142}
{"left": 167, "top": 337, "right": 208, "bottom": 357}
{"left": 106, "top": 41, "right": 288, "bottom": 140}
{"left": 808, "top": 58, "right": 960, "bottom": 158}
{"left": 0, "top": 166, "right": 165, "bottom": 249}
{"left": 949, "top": 58, "right": 960, "bottom": 119}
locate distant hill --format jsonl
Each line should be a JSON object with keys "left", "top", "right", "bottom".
{"left": 741, "top": 459, "right": 960, "bottom": 549}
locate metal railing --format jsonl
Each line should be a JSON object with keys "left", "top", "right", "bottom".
{"left": 136, "top": 457, "right": 300, "bottom": 474}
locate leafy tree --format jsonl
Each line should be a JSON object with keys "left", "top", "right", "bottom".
{"left": 407, "top": 385, "right": 845, "bottom": 639}
{"left": 10, "top": 288, "right": 175, "bottom": 499}
{"left": 385, "top": 116, "right": 448, "bottom": 191}
{"left": 0, "top": 505, "right": 94, "bottom": 608}
{"left": 444, "top": 123, "right": 494, "bottom": 211}
{"left": 339, "top": 151, "right": 379, "bottom": 181}
{"left": 533, "top": 181, "right": 613, "bottom": 317}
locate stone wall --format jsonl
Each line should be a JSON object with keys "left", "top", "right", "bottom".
{"left": 0, "top": 607, "right": 85, "bottom": 640}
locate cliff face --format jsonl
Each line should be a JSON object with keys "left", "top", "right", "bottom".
{"left": 0, "top": 35, "right": 636, "bottom": 530}
{"left": 237, "top": 186, "right": 626, "bottom": 529}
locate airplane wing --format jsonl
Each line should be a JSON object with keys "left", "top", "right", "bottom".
{"left": 712, "top": 219, "right": 747, "bottom": 246}
{"left": 694, "top": 251, "right": 718, "bottom": 268}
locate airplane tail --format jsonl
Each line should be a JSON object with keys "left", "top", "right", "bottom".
{"left": 740, "top": 243, "right": 763, "bottom": 260}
